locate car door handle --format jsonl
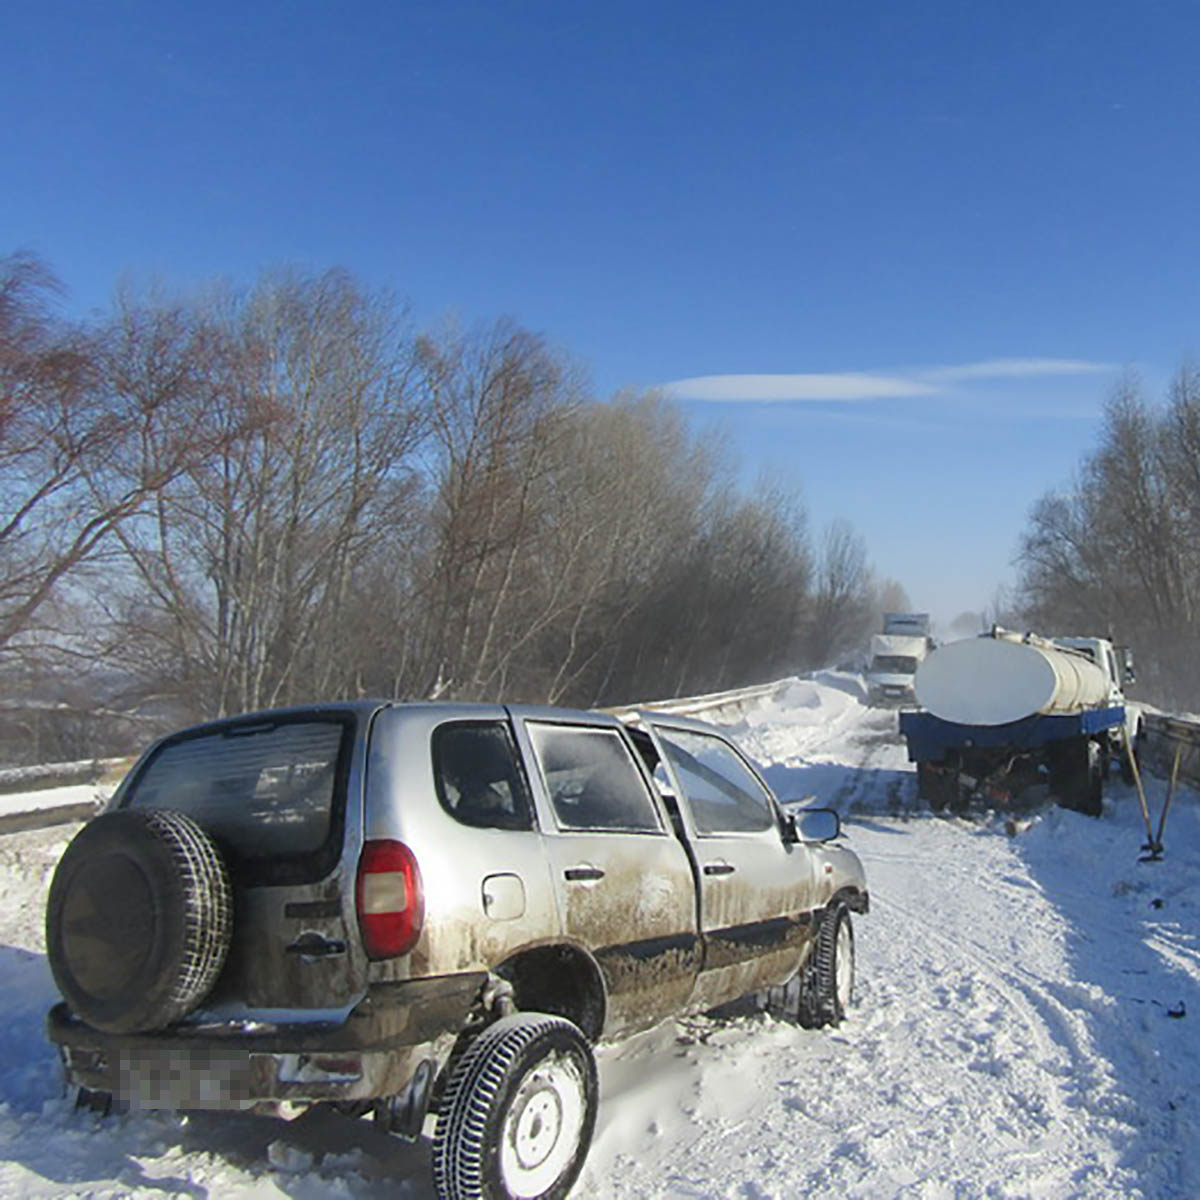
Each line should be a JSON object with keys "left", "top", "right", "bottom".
{"left": 286, "top": 933, "right": 347, "bottom": 957}
{"left": 564, "top": 866, "right": 606, "bottom": 882}
{"left": 703, "top": 862, "right": 736, "bottom": 877}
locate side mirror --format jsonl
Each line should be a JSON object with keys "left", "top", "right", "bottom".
{"left": 1122, "top": 647, "right": 1136, "bottom": 684}
{"left": 785, "top": 806, "right": 841, "bottom": 843}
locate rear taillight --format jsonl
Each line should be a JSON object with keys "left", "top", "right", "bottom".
{"left": 355, "top": 840, "right": 424, "bottom": 960}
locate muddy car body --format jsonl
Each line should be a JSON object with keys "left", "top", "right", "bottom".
{"left": 47, "top": 701, "right": 868, "bottom": 1198}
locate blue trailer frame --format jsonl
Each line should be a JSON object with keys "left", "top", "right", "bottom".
{"left": 899, "top": 706, "right": 1126, "bottom": 764}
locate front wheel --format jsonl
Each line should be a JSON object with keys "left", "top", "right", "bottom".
{"left": 433, "top": 1013, "right": 598, "bottom": 1200}
{"left": 1120, "top": 723, "right": 1142, "bottom": 785}
{"left": 767, "top": 903, "right": 855, "bottom": 1029}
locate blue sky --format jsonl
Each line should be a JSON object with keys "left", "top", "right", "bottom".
{"left": 5, "top": 1, "right": 1199, "bottom": 628}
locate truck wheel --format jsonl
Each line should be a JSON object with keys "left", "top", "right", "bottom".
{"left": 1083, "top": 742, "right": 1104, "bottom": 815}
{"left": 916, "top": 762, "right": 936, "bottom": 805}
{"left": 1119, "top": 750, "right": 1135, "bottom": 785}
{"left": 767, "top": 903, "right": 854, "bottom": 1030}
{"left": 1120, "top": 724, "right": 1142, "bottom": 785}
{"left": 1051, "top": 740, "right": 1103, "bottom": 817}
{"left": 918, "top": 763, "right": 959, "bottom": 814}
{"left": 433, "top": 1012, "right": 597, "bottom": 1200}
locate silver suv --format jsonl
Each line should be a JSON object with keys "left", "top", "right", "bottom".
{"left": 46, "top": 701, "right": 869, "bottom": 1199}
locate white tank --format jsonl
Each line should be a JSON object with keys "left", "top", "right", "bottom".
{"left": 915, "top": 631, "right": 1111, "bottom": 726}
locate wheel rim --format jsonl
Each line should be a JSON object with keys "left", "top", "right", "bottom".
{"left": 499, "top": 1049, "right": 587, "bottom": 1198}
{"left": 834, "top": 919, "right": 854, "bottom": 1011}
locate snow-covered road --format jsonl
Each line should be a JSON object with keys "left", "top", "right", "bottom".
{"left": 1, "top": 677, "right": 1197, "bottom": 1197}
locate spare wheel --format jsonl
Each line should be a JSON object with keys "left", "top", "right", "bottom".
{"left": 46, "top": 808, "right": 233, "bottom": 1033}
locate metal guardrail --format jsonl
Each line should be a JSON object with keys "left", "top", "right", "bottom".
{"left": 0, "top": 756, "right": 132, "bottom": 796}
{"left": 602, "top": 678, "right": 792, "bottom": 721}
{"left": 0, "top": 799, "right": 107, "bottom": 836}
{"left": 1142, "top": 712, "right": 1200, "bottom": 789}
{"left": 0, "top": 757, "right": 131, "bottom": 836}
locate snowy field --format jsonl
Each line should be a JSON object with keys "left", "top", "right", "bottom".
{"left": 1, "top": 677, "right": 1197, "bottom": 1197}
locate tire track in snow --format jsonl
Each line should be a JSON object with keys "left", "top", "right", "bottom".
{"left": 874, "top": 889, "right": 1087, "bottom": 1114}
{"left": 864, "top": 842, "right": 1053, "bottom": 910}
{"left": 588, "top": 813, "right": 1146, "bottom": 1199}
{"left": 862, "top": 821, "right": 1152, "bottom": 1186}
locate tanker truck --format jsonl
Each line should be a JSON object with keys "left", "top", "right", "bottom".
{"left": 899, "top": 628, "right": 1139, "bottom": 816}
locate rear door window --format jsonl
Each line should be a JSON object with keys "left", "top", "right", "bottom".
{"left": 527, "top": 724, "right": 662, "bottom": 833}
{"left": 123, "top": 716, "right": 352, "bottom": 882}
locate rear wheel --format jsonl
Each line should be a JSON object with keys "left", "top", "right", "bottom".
{"left": 73, "top": 1087, "right": 113, "bottom": 1116}
{"left": 1051, "top": 739, "right": 1103, "bottom": 817}
{"left": 918, "top": 762, "right": 960, "bottom": 814}
{"left": 433, "top": 1012, "right": 597, "bottom": 1200}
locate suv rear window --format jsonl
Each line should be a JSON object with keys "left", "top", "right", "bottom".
{"left": 123, "top": 716, "right": 353, "bottom": 882}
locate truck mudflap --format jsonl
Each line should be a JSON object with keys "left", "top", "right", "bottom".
{"left": 46, "top": 972, "right": 486, "bottom": 1110}
{"left": 899, "top": 706, "right": 1125, "bottom": 763}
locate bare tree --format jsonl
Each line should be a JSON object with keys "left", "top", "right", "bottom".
{"left": 530, "top": 392, "right": 722, "bottom": 704}
{"left": 412, "top": 319, "right": 582, "bottom": 699}
{"left": 0, "top": 252, "right": 217, "bottom": 656}
{"left": 106, "top": 268, "right": 424, "bottom": 718}
{"left": 1018, "top": 368, "right": 1200, "bottom": 708}
{"left": 802, "top": 519, "right": 873, "bottom": 667}
{"left": 1, "top": 252, "right": 899, "bottom": 755}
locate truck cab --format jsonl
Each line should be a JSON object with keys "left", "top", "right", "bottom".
{"left": 866, "top": 613, "right": 933, "bottom": 706}
{"left": 1051, "top": 636, "right": 1140, "bottom": 747}
{"left": 866, "top": 633, "right": 929, "bottom": 706}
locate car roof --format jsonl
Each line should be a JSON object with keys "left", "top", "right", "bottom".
{"left": 154, "top": 698, "right": 634, "bottom": 743}
{"left": 618, "top": 709, "right": 726, "bottom": 736}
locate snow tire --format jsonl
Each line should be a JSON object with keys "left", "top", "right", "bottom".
{"left": 768, "top": 903, "right": 854, "bottom": 1029}
{"left": 46, "top": 808, "right": 233, "bottom": 1034}
{"left": 432, "top": 1012, "right": 597, "bottom": 1200}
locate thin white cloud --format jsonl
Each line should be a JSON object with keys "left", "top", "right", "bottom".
{"left": 662, "top": 358, "right": 1116, "bottom": 404}
{"left": 921, "top": 358, "right": 1114, "bottom": 382}
{"left": 664, "top": 373, "right": 938, "bottom": 403}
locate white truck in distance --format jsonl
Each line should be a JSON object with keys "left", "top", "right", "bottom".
{"left": 866, "top": 612, "right": 933, "bottom": 706}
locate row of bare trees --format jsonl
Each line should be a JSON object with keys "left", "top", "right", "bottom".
{"left": 1018, "top": 367, "right": 1200, "bottom": 710}
{"left": 0, "top": 252, "right": 892, "bottom": 763}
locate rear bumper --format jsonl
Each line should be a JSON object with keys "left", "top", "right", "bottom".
{"left": 47, "top": 972, "right": 485, "bottom": 1110}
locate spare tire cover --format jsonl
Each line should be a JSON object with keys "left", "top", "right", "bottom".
{"left": 46, "top": 808, "right": 233, "bottom": 1034}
